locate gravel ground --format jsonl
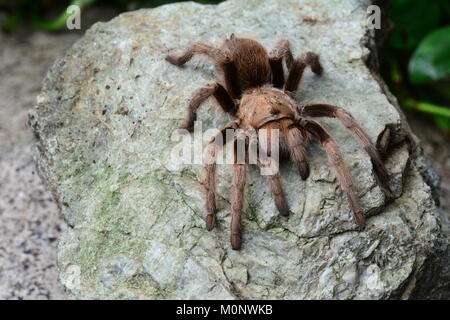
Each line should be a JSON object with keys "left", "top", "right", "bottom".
{"left": 0, "top": 30, "right": 79, "bottom": 300}
{"left": 0, "top": 13, "right": 448, "bottom": 299}
{"left": 0, "top": 8, "right": 118, "bottom": 300}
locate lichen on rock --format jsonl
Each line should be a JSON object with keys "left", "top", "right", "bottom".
{"left": 29, "top": 0, "right": 450, "bottom": 299}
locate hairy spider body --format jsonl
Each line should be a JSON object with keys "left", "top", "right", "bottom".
{"left": 166, "top": 35, "right": 390, "bottom": 250}
{"left": 239, "top": 87, "right": 296, "bottom": 128}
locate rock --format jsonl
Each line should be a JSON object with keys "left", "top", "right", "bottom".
{"left": 29, "top": 0, "right": 450, "bottom": 299}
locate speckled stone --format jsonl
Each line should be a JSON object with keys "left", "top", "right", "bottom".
{"left": 29, "top": 0, "right": 450, "bottom": 299}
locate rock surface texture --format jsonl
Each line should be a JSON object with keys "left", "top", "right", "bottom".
{"left": 29, "top": 0, "right": 450, "bottom": 299}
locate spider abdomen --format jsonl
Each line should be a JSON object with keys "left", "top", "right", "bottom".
{"left": 222, "top": 36, "right": 271, "bottom": 90}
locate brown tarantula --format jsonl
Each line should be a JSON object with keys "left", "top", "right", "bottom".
{"left": 166, "top": 34, "right": 390, "bottom": 250}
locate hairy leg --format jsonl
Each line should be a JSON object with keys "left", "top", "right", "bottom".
{"left": 301, "top": 119, "right": 365, "bottom": 230}
{"left": 166, "top": 41, "right": 242, "bottom": 98}
{"left": 272, "top": 39, "right": 294, "bottom": 68}
{"left": 213, "top": 83, "right": 237, "bottom": 115}
{"left": 284, "top": 52, "right": 323, "bottom": 93}
{"left": 181, "top": 83, "right": 236, "bottom": 131}
{"left": 269, "top": 39, "right": 294, "bottom": 88}
{"left": 285, "top": 123, "right": 310, "bottom": 180}
{"left": 376, "top": 125, "right": 392, "bottom": 158}
{"left": 266, "top": 172, "right": 290, "bottom": 216}
{"left": 203, "top": 120, "right": 240, "bottom": 231}
{"left": 254, "top": 126, "right": 290, "bottom": 216}
{"left": 376, "top": 124, "right": 417, "bottom": 157}
{"left": 166, "top": 43, "right": 228, "bottom": 66}
{"left": 204, "top": 145, "right": 217, "bottom": 231}
{"left": 230, "top": 163, "right": 246, "bottom": 250}
{"left": 298, "top": 103, "right": 390, "bottom": 190}
{"left": 261, "top": 119, "right": 309, "bottom": 179}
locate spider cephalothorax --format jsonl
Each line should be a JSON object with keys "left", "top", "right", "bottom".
{"left": 166, "top": 34, "right": 390, "bottom": 250}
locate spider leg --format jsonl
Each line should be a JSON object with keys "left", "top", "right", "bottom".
{"left": 228, "top": 126, "right": 259, "bottom": 250}
{"left": 271, "top": 39, "right": 294, "bottom": 68}
{"left": 285, "top": 123, "right": 310, "bottom": 180}
{"left": 376, "top": 125, "right": 391, "bottom": 157}
{"left": 284, "top": 52, "right": 323, "bottom": 93}
{"left": 181, "top": 83, "right": 236, "bottom": 131}
{"left": 269, "top": 39, "right": 294, "bottom": 88}
{"left": 203, "top": 120, "right": 240, "bottom": 231}
{"left": 166, "top": 43, "right": 226, "bottom": 66}
{"left": 253, "top": 126, "right": 290, "bottom": 216}
{"left": 266, "top": 172, "right": 290, "bottom": 216}
{"left": 298, "top": 103, "right": 390, "bottom": 191}
{"left": 230, "top": 162, "right": 246, "bottom": 250}
{"left": 300, "top": 119, "right": 366, "bottom": 230}
{"left": 376, "top": 124, "right": 417, "bottom": 157}
{"left": 166, "top": 42, "right": 242, "bottom": 98}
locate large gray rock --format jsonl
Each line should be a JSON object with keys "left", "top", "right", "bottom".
{"left": 29, "top": 0, "right": 450, "bottom": 299}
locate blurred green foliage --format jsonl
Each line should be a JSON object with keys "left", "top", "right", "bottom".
{"left": 383, "top": 0, "right": 450, "bottom": 136}
{"left": 409, "top": 27, "right": 450, "bottom": 85}
{"left": 1, "top": 0, "right": 224, "bottom": 31}
{"left": 1, "top": 0, "right": 449, "bottom": 135}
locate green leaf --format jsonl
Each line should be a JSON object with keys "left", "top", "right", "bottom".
{"left": 403, "top": 98, "right": 450, "bottom": 118}
{"left": 389, "top": 0, "right": 441, "bottom": 50}
{"left": 408, "top": 26, "right": 450, "bottom": 84}
{"left": 434, "top": 115, "right": 450, "bottom": 133}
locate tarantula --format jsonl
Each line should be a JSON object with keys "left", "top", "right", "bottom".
{"left": 166, "top": 34, "right": 390, "bottom": 250}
